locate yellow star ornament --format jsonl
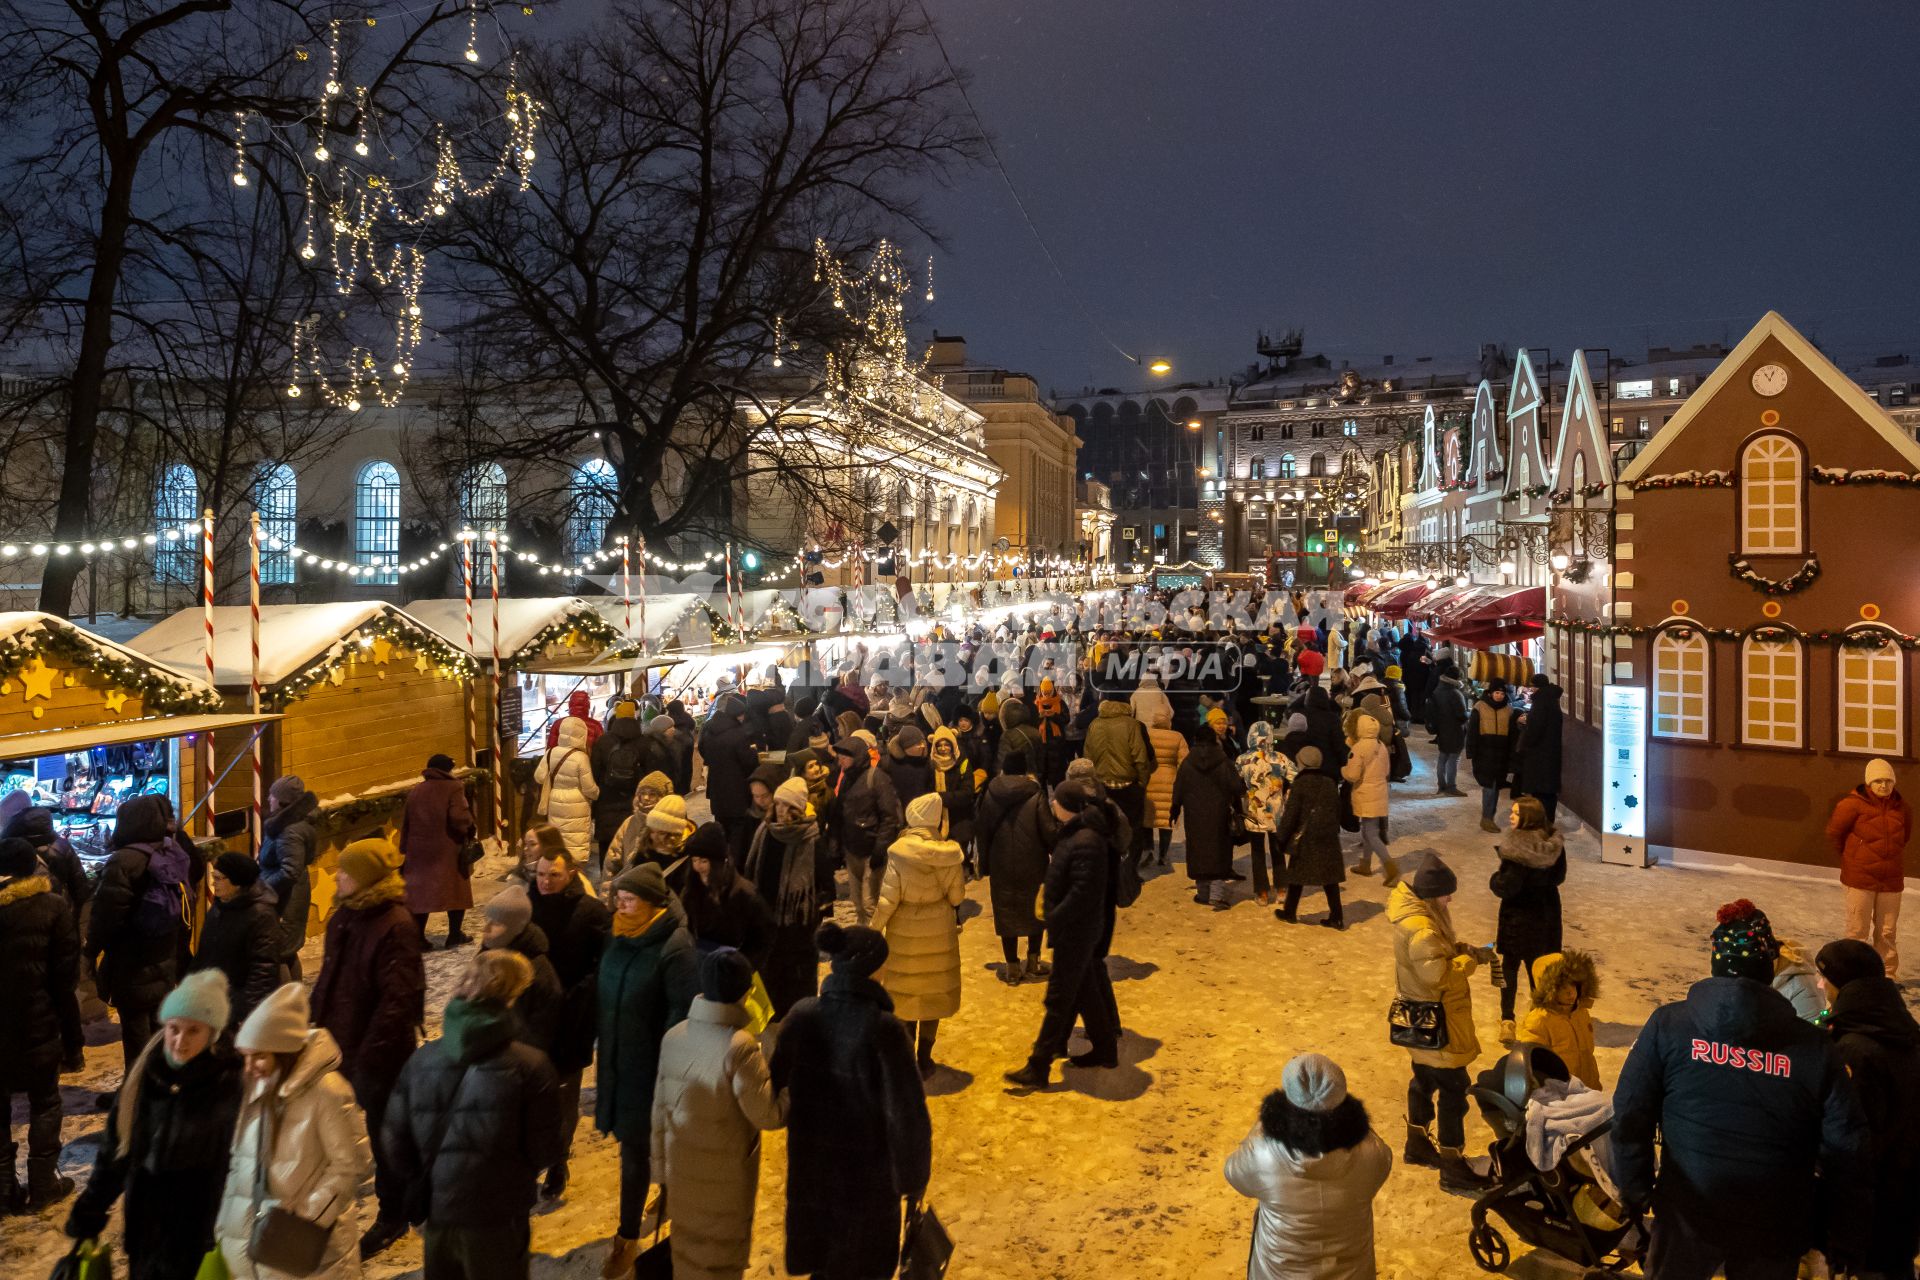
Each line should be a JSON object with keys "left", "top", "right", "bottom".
{"left": 414, "top": 653, "right": 432, "bottom": 676}
{"left": 103, "top": 688, "right": 129, "bottom": 716}
{"left": 19, "top": 656, "right": 56, "bottom": 701}
{"left": 371, "top": 636, "right": 394, "bottom": 665}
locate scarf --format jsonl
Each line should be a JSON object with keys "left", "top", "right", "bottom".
{"left": 744, "top": 819, "right": 818, "bottom": 926}
{"left": 336, "top": 875, "right": 407, "bottom": 911}
{"left": 612, "top": 908, "right": 656, "bottom": 937}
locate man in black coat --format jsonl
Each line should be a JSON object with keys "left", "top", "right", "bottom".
{"left": 189, "top": 852, "right": 285, "bottom": 1031}
{"left": 2, "top": 807, "right": 91, "bottom": 911}
{"left": 1397, "top": 625, "right": 1433, "bottom": 720}
{"left": 1293, "top": 683, "right": 1347, "bottom": 779}
{"left": 526, "top": 847, "right": 609, "bottom": 1199}
{"left": 0, "top": 837, "right": 82, "bottom": 1211}
{"left": 828, "top": 733, "right": 901, "bottom": 926}
{"left": 258, "top": 775, "right": 317, "bottom": 979}
{"left": 384, "top": 951, "right": 562, "bottom": 1280}
{"left": 1426, "top": 660, "right": 1470, "bottom": 797}
{"left": 1006, "top": 779, "right": 1120, "bottom": 1088}
{"left": 1515, "top": 676, "right": 1565, "bottom": 822}
{"left": 1612, "top": 900, "right": 1868, "bottom": 1279}
{"left": 699, "top": 692, "right": 761, "bottom": 846}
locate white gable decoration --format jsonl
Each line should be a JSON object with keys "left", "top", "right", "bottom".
{"left": 1505, "top": 349, "right": 1549, "bottom": 493}
{"left": 1551, "top": 349, "right": 1614, "bottom": 493}
{"left": 1468, "top": 379, "right": 1502, "bottom": 487}
{"left": 1420, "top": 405, "right": 1440, "bottom": 493}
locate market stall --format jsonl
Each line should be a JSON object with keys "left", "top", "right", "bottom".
{"left": 0, "top": 612, "right": 272, "bottom": 870}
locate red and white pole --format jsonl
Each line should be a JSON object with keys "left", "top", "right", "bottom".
{"left": 637, "top": 535, "right": 649, "bottom": 658}
{"left": 249, "top": 511, "right": 262, "bottom": 852}
{"left": 621, "top": 535, "right": 632, "bottom": 639}
{"left": 488, "top": 532, "right": 506, "bottom": 849}
{"left": 463, "top": 535, "right": 477, "bottom": 766}
{"left": 201, "top": 508, "right": 216, "bottom": 837}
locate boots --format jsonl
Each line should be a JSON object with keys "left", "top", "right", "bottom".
{"left": 541, "top": 1160, "right": 568, "bottom": 1201}
{"left": 1403, "top": 1123, "right": 1442, "bottom": 1169}
{"left": 0, "top": 1172, "right": 25, "bottom": 1216}
{"left": 1380, "top": 859, "right": 1402, "bottom": 890}
{"left": 358, "top": 1216, "right": 407, "bottom": 1260}
{"left": 1023, "top": 954, "right": 1051, "bottom": 980}
{"left": 1003, "top": 1059, "right": 1051, "bottom": 1090}
{"left": 24, "top": 1157, "right": 73, "bottom": 1211}
{"left": 1478, "top": 818, "right": 1499, "bottom": 834}
{"left": 1437, "top": 1146, "right": 1493, "bottom": 1194}
{"left": 1498, "top": 1019, "right": 1517, "bottom": 1043}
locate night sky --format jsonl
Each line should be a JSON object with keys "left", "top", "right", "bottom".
{"left": 919, "top": 0, "right": 1920, "bottom": 395}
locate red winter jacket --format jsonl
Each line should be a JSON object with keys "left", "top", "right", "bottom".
{"left": 546, "top": 689, "right": 605, "bottom": 750}
{"left": 1827, "top": 785, "right": 1913, "bottom": 894}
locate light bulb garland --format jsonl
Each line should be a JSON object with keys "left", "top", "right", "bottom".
{"left": 264, "top": 613, "right": 477, "bottom": 710}
{"left": 0, "top": 622, "right": 223, "bottom": 716}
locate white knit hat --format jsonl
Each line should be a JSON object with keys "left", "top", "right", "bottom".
{"left": 905, "top": 792, "right": 944, "bottom": 833}
{"left": 646, "top": 794, "right": 693, "bottom": 833}
{"left": 773, "top": 776, "right": 810, "bottom": 812}
{"left": 236, "top": 982, "right": 310, "bottom": 1055}
{"left": 1866, "top": 758, "right": 1897, "bottom": 786}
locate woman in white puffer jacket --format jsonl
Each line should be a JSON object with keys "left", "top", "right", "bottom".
{"left": 536, "top": 716, "right": 600, "bottom": 864}
{"left": 217, "top": 983, "right": 371, "bottom": 1280}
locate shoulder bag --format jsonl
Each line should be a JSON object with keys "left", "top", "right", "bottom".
{"left": 1387, "top": 997, "right": 1448, "bottom": 1051}
{"left": 900, "top": 1200, "right": 955, "bottom": 1280}
{"left": 247, "top": 1104, "right": 333, "bottom": 1277}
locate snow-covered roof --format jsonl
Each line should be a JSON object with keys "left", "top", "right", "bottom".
{"left": 128, "top": 601, "right": 406, "bottom": 687}
{"left": 582, "top": 593, "right": 702, "bottom": 646}
{"left": 405, "top": 596, "right": 604, "bottom": 659}
{"left": 0, "top": 611, "right": 221, "bottom": 699}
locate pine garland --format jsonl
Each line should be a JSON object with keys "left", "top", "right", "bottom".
{"left": 266, "top": 613, "right": 478, "bottom": 709}
{"left": 508, "top": 609, "right": 623, "bottom": 671}
{"left": 1727, "top": 552, "right": 1821, "bottom": 596}
{"left": 1631, "top": 470, "right": 1733, "bottom": 491}
{"left": 1554, "top": 616, "right": 1914, "bottom": 648}
{"left": 1811, "top": 467, "right": 1920, "bottom": 486}
{"left": 0, "top": 621, "right": 222, "bottom": 715}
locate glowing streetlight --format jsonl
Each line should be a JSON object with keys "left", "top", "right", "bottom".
{"left": 1551, "top": 552, "right": 1571, "bottom": 571}
{"left": 1499, "top": 559, "right": 1518, "bottom": 576}
{"left": 1186, "top": 418, "right": 1202, "bottom": 430}
{"left": 1148, "top": 359, "right": 1173, "bottom": 376}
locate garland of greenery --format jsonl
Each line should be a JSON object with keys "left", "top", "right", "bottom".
{"left": 1630, "top": 470, "right": 1733, "bottom": 490}
{"left": 0, "top": 621, "right": 223, "bottom": 715}
{"left": 1554, "top": 616, "right": 1911, "bottom": 648}
{"left": 1811, "top": 467, "right": 1920, "bottom": 486}
{"left": 313, "top": 767, "right": 494, "bottom": 838}
{"left": 1501, "top": 484, "right": 1551, "bottom": 504}
{"left": 1728, "top": 552, "right": 1821, "bottom": 595}
{"left": 507, "top": 609, "right": 623, "bottom": 671}
{"left": 266, "top": 612, "right": 478, "bottom": 709}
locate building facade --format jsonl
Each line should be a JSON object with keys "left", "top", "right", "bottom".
{"left": 1056, "top": 385, "right": 1227, "bottom": 569}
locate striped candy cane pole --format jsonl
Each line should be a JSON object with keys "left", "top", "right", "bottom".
{"left": 463, "top": 536, "right": 477, "bottom": 766}
{"left": 488, "top": 531, "right": 506, "bottom": 849}
{"left": 249, "top": 511, "right": 262, "bottom": 852}
{"left": 636, "top": 535, "right": 648, "bottom": 657}
{"left": 621, "top": 536, "right": 632, "bottom": 639}
{"left": 201, "top": 508, "right": 216, "bottom": 837}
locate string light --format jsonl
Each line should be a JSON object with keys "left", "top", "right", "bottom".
{"left": 230, "top": 112, "right": 249, "bottom": 186}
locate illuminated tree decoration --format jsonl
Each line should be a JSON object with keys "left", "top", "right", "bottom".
{"left": 813, "top": 239, "right": 944, "bottom": 430}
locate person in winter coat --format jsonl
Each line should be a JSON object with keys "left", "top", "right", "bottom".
{"left": 1031, "top": 677, "right": 1071, "bottom": 787}
{"left": 1130, "top": 672, "right": 1174, "bottom": 730}
{"left": 259, "top": 775, "right": 318, "bottom": 977}
{"left": 881, "top": 724, "right": 936, "bottom": 808}
{"left": 828, "top": 732, "right": 902, "bottom": 927}
{"left": 1143, "top": 706, "right": 1187, "bottom": 867}
{"left": 651, "top": 949, "right": 787, "bottom": 1280}
{"left": 1173, "top": 733, "right": 1246, "bottom": 910}
{"left": 1224, "top": 1053, "right": 1392, "bottom": 1280}
{"left": 871, "top": 793, "right": 967, "bottom": 1079}
{"left": 743, "top": 778, "right": 830, "bottom": 1020}
{"left": 1513, "top": 676, "right": 1564, "bottom": 822}
{"left": 1827, "top": 756, "right": 1912, "bottom": 977}
{"left": 308, "top": 838, "right": 423, "bottom": 1258}
{"left": 1084, "top": 694, "right": 1154, "bottom": 857}
{"left": 67, "top": 970, "right": 241, "bottom": 1278}
{"left": 1815, "top": 939, "right": 1920, "bottom": 1278}
{"left": 216, "top": 983, "right": 371, "bottom": 1280}
{"left": 1611, "top": 900, "right": 1870, "bottom": 1278}
{"left": 0, "top": 836, "right": 82, "bottom": 1212}
{"left": 771, "top": 923, "right": 931, "bottom": 1280}
{"left": 90, "top": 795, "right": 195, "bottom": 1069}
{"left": 544, "top": 688, "right": 605, "bottom": 751}
{"left": 1238, "top": 722, "right": 1293, "bottom": 906}
{"left": 1517, "top": 951, "right": 1601, "bottom": 1088}
{"left": 191, "top": 852, "right": 286, "bottom": 1031}
{"left": 996, "top": 696, "right": 1044, "bottom": 779}
{"left": 526, "top": 847, "right": 609, "bottom": 1199}
{"left": 607, "top": 771, "right": 673, "bottom": 876}
{"left": 1488, "top": 796, "right": 1566, "bottom": 1041}
{"left": 1397, "top": 626, "right": 1432, "bottom": 721}
{"left": 398, "top": 755, "right": 477, "bottom": 948}
{"left": 383, "top": 951, "right": 562, "bottom": 1280}
{"left": 478, "top": 884, "right": 564, "bottom": 1056}
{"left": 1426, "top": 660, "right": 1469, "bottom": 797}
{"left": 1342, "top": 713, "right": 1397, "bottom": 886}
{"left": 699, "top": 693, "right": 761, "bottom": 847}
{"left": 1463, "top": 681, "right": 1514, "bottom": 834}
{"left": 1272, "top": 748, "right": 1345, "bottom": 929}
{"left": 1770, "top": 938, "right": 1828, "bottom": 1022}
{"left": 1388, "top": 853, "right": 1491, "bottom": 1193}
{"left": 2, "top": 806, "right": 91, "bottom": 911}
{"left": 591, "top": 703, "right": 653, "bottom": 857}
{"left": 681, "top": 822, "right": 775, "bottom": 974}
{"left": 926, "top": 726, "right": 979, "bottom": 857}
{"left": 1005, "top": 778, "right": 1122, "bottom": 1088}
{"left": 536, "top": 718, "right": 600, "bottom": 868}
{"left": 729, "top": 762, "right": 787, "bottom": 869}
{"left": 974, "top": 749, "right": 1054, "bottom": 983}
{"left": 596, "top": 862, "right": 697, "bottom": 1277}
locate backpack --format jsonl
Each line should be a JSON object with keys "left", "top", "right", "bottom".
{"left": 603, "top": 735, "right": 644, "bottom": 792}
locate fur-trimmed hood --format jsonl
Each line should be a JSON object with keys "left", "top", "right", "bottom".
{"left": 0, "top": 873, "right": 50, "bottom": 907}
{"left": 1529, "top": 950, "right": 1599, "bottom": 1010}
{"left": 1498, "top": 827, "right": 1565, "bottom": 870}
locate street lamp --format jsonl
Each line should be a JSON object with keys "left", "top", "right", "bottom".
{"left": 1550, "top": 552, "right": 1571, "bottom": 572}
{"left": 1186, "top": 418, "right": 1202, "bottom": 430}
{"left": 1499, "top": 559, "right": 1517, "bottom": 577}
{"left": 1148, "top": 359, "right": 1173, "bottom": 376}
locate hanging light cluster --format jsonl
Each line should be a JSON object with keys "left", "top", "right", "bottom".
{"left": 812, "top": 239, "right": 944, "bottom": 428}
{"left": 257, "top": 12, "right": 542, "bottom": 413}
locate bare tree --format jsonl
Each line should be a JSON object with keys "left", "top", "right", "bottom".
{"left": 437, "top": 0, "right": 981, "bottom": 554}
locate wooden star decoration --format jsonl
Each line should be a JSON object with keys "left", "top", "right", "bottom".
{"left": 414, "top": 653, "right": 432, "bottom": 676}
{"left": 372, "top": 636, "right": 394, "bottom": 665}
{"left": 328, "top": 663, "right": 347, "bottom": 687}
{"left": 102, "top": 688, "right": 128, "bottom": 716}
{"left": 19, "top": 656, "right": 56, "bottom": 701}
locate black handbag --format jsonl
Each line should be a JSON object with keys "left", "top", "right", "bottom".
{"left": 900, "top": 1202, "right": 955, "bottom": 1280}
{"left": 1388, "top": 997, "right": 1448, "bottom": 1051}
{"left": 633, "top": 1224, "right": 673, "bottom": 1279}
{"left": 247, "top": 1105, "right": 332, "bottom": 1276}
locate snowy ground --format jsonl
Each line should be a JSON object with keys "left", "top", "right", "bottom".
{"left": 7, "top": 744, "right": 1894, "bottom": 1279}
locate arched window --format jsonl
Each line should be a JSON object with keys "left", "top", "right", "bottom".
{"left": 1278, "top": 454, "right": 1297, "bottom": 479}
{"left": 354, "top": 460, "right": 401, "bottom": 584}
{"left": 154, "top": 463, "right": 199, "bottom": 585}
{"left": 1249, "top": 458, "right": 1265, "bottom": 480}
{"left": 1651, "top": 628, "right": 1710, "bottom": 741}
{"left": 1741, "top": 632, "right": 1803, "bottom": 748}
{"left": 1740, "top": 434, "right": 1803, "bottom": 555}
{"left": 1838, "top": 636, "right": 1903, "bottom": 756}
{"left": 1571, "top": 454, "right": 1588, "bottom": 509}
{"left": 460, "top": 462, "right": 508, "bottom": 587}
{"left": 1342, "top": 419, "right": 1358, "bottom": 437}
{"left": 1308, "top": 453, "right": 1327, "bottom": 477}
{"left": 253, "top": 462, "right": 297, "bottom": 585}
{"left": 567, "top": 458, "right": 617, "bottom": 557}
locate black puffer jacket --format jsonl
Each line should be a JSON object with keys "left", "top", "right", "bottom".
{"left": 1041, "top": 812, "right": 1116, "bottom": 959}
{"left": 975, "top": 774, "right": 1051, "bottom": 938}
{"left": 0, "top": 873, "right": 81, "bottom": 1089}
{"left": 698, "top": 712, "right": 760, "bottom": 824}
{"left": 3, "top": 809, "right": 92, "bottom": 909}
{"left": 87, "top": 839, "right": 186, "bottom": 1011}
{"left": 190, "top": 882, "right": 285, "bottom": 1029}
{"left": 1273, "top": 770, "right": 1345, "bottom": 887}
{"left": 1824, "top": 975, "right": 1920, "bottom": 1272}
{"left": 827, "top": 755, "right": 902, "bottom": 864}
{"left": 384, "top": 997, "right": 563, "bottom": 1228}
{"left": 498, "top": 923, "right": 565, "bottom": 1058}
{"left": 1488, "top": 829, "right": 1567, "bottom": 960}
{"left": 527, "top": 875, "right": 610, "bottom": 1074}
{"left": 258, "top": 789, "right": 318, "bottom": 954}
{"left": 1515, "top": 684, "right": 1564, "bottom": 796}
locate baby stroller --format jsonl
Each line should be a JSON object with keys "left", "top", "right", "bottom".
{"left": 1465, "top": 1046, "right": 1644, "bottom": 1277}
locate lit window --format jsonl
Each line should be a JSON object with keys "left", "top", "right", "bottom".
{"left": 354, "top": 460, "right": 401, "bottom": 584}
{"left": 1342, "top": 419, "right": 1358, "bottom": 437}
{"left": 1741, "top": 634, "right": 1802, "bottom": 748}
{"left": 461, "top": 462, "right": 508, "bottom": 586}
{"left": 253, "top": 462, "right": 297, "bottom": 585}
{"left": 154, "top": 463, "right": 199, "bottom": 585}
{"left": 1569, "top": 631, "right": 1586, "bottom": 721}
{"left": 568, "top": 458, "right": 617, "bottom": 558}
{"left": 1668, "top": 377, "right": 1682, "bottom": 396}
{"left": 1740, "top": 434, "right": 1803, "bottom": 555}
{"left": 1651, "top": 629, "right": 1709, "bottom": 741}
{"left": 1279, "top": 454, "right": 1297, "bottom": 479}
{"left": 1249, "top": 458, "right": 1265, "bottom": 480}
{"left": 1838, "top": 639, "right": 1903, "bottom": 756}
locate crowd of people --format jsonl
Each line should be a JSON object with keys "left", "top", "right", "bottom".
{"left": 3, "top": 583, "right": 1917, "bottom": 1280}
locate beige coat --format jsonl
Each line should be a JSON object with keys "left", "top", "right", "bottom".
{"left": 870, "top": 829, "right": 966, "bottom": 1021}
{"left": 1340, "top": 716, "right": 1390, "bottom": 819}
{"left": 1224, "top": 1123, "right": 1392, "bottom": 1280}
{"left": 1130, "top": 679, "right": 1174, "bottom": 731}
{"left": 216, "top": 1029, "right": 371, "bottom": 1280}
{"left": 536, "top": 717, "right": 600, "bottom": 862}
{"left": 1387, "top": 882, "right": 1481, "bottom": 1070}
{"left": 1144, "top": 717, "right": 1188, "bottom": 831}
{"left": 651, "top": 997, "right": 787, "bottom": 1280}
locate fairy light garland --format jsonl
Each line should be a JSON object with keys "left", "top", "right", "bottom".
{"left": 0, "top": 623, "right": 222, "bottom": 716}
{"left": 263, "top": 613, "right": 477, "bottom": 710}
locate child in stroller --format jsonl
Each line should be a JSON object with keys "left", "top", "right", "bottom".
{"left": 1465, "top": 1044, "right": 1645, "bottom": 1276}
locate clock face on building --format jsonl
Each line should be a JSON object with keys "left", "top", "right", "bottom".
{"left": 1750, "top": 363, "right": 1790, "bottom": 397}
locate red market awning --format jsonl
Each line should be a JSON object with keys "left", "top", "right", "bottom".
{"left": 1441, "top": 619, "right": 1546, "bottom": 651}
{"left": 1370, "top": 581, "right": 1439, "bottom": 619}
{"left": 1407, "top": 585, "right": 1482, "bottom": 623}
{"left": 1343, "top": 580, "right": 1392, "bottom": 609}
{"left": 1432, "top": 585, "right": 1546, "bottom": 637}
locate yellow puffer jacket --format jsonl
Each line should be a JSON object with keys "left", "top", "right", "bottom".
{"left": 1518, "top": 951, "right": 1601, "bottom": 1088}
{"left": 1387, "top": 882, "right": 1481, "bottom": 1069}
{"left": 1144, "top": 716, "right": 1188, "bottom": 830}
{"left": 870, "top": 830, "right": 966, "bottom": 1021}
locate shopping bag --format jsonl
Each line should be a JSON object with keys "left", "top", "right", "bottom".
{"left": 900, "top": 1203, "right": 954, "bottom": 1280}
{"left": 193, "top": 1247, "right": 231, "bottom": 1280}
{"left": 632, "top": 1225, "right": 673, "bottom": 1280}
{"left": 742, "top": 970, "right": 775, "bottom": 1036}
{"left": 50, "top": 1239, "right": 113, "bottom": 1280}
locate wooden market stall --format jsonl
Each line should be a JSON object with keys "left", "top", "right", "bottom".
{"left": 0, "top": 612, "right": 275, "bottom": 869}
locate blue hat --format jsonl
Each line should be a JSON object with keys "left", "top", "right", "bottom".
{"left": 159, "top": 970, "right": 232, "bottom": 1032}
